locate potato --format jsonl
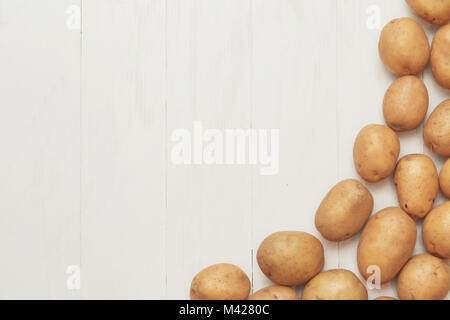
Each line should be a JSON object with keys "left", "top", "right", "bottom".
{"left": 423, "top": 100, "right": 450, "bottom": 156}
{"left": 301, "top": 269, "right": 368, "bottom": 300}
{"left": 190, "top": 263, "right": 250, "bottom": 300}
{"left": 353, "top": 124, "right": 400, "bottom": 182}
{"left": 248, "top": 286, "right": 299, "bottom": 300}
{"left": 394, "top": 154, "right": 439, "bottom": 218}
{"left": 257, "top": 231, "right": 324, "bottom": 286}
{"left": 406, "top": 0, "right": 450, "bottom": 25}
{"left": 440, "top": 159, "right": 450, "bottom": 198}
{"left": 315, "top": 179, "right": 373, "bottom": 241}
{"left": 397, "top": 254, "right": 450, "bottom": 300}
{"left": 431, "top": 24, "right": 450, "bottom": 89}
{"left": 375, "top": 296, "right": 397, "bottom": 300}
{"left": 357, "top": 207, "right": 416, "bottom": 284}
{"left": 379, "top": 18, "right": 430, "bottom": 75}
{"left": 423, "top": 201, "right": 450, "bottom": 259}
{"left": 383, "top": 76, "right": 429, "bottom": 132}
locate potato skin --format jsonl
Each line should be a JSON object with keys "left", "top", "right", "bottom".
{"left": 406, "top": 0, "right": 450, "bottom": 25}
{"left": 315, "top": 179, "right": 373, "bottom": 241}
{"left": 248, "top": 286, "right": 299, "bottom": 300}
{"left": 383, "top": 76, "right": 429, "bottom": 132}
{"left": 257, "top": 231, "right": 324, "bottom": 286}
{"left": 423, "top": 100, "right": 450, "bottom": 156}
{"left": 357, "top": 207, "right": 417, "bottom": 284}
{"left": 440, "top": 159, "right": 450, "bottom": 198}
{"left": 423, "top": 201, "right": 450, "bottom": 259}
{"left": 394, "top": 154, "right": 439, "bottom": 218}
{"left": 431, "top": 24, "right": 450, "bottom": 89}
{"left": 353, "top": 124, "right": 400, "bottom": 182}
{"left": 375, "top": 296, "right": 397, "bottom": 300}
{"left": 190, "top": 263, "right": 250, "bottom": 300}
{"left": 301, "top": 269, "right": 368, "bottom": 300}
{"left": 379, "top": 18, "right": 430, "bottom": 75}
{"left": 397, "top": 254, "right": 450, "bottom": 300}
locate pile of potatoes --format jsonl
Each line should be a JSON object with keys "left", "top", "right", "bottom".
{"left": 189, "top": 1, "right": 450, "bottom": 300}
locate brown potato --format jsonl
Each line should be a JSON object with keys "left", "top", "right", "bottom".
{"left": 190, "top": 263, "right": 250, "bottom": 300}
{"left": 423, "top": 100, "right": 450, "bottom": 156}
{"left": 301, "top": 269, "right": 368, "bottom": 300}
{"left": 379, "top": 18, "right": 430, "bottom": 75}
{"left": 353, "top": 124, "right": 400, "bottom": 182}
{"left": 406, "top": 0, "right": 450, "bottom": 25}
{"left": 440, "top": 159, "right": 450, "bottom": 198}
{"left": 431, "top": 24, "right": 450, "bottom": 89}
{"left": 383, "top": 76, "right": 429, "bottom": 132}
{"left": 315, "top": 179, "right": 373, "bottom": 241}
{"left": 374, "top": 296, "right": 397, "bottom": 300}
{"left": 397, "top": 254, "right": 450, "bottom": 300}
{"left": 394, "top": 154, "right": 439, "bottom": 218}
{"left": 257, "top": 231, "right": 324, "bottom": 286}
{"left": 423, "top": 201, "right": 450, "bottom": 259}
{"left": 248, "top": 286, "right": 299, "bottom": 300}
{"left": 357, "top": 207, "right": 416, "bottom": 284}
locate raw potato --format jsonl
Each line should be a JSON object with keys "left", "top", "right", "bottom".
{"left": 301, "top": 269, "right": 368, "bottom": 300}
{"left": 315, "top": 179, "right": 373, "bottom": 241}
{"left": 383, "top": 76, "right": 429, "bottom": 132}
{"left": 248, "top": 286, "right": 299, "bottom": 300}
{"left": 190, "top": 263, "right": 250, "bottom": 300}
{"left": 431, "top": 24, "right": 450, "bottom": 89}
{"left": 353, "top": 124, "right": 400, "bottom": 182}
{"left": 379, "top": 18, "right": 430, "bottom": 75}
{"left": 422, "top": 201, "right": 450, "bottom": 259}
{"left": 423, "top": 100, "right": 450, "bottom": 156}
{"left": 257, "top": 231, "right": 324, "bottom": 286}
{"left": 357, "top": 207, "right": 416, "bottom": 284}
{"left": 394, "top": 154, "right": 439, "bottom": 218}
{"left": 397, "top": 254, "right": 450, "bottom": 300}
{"left": 375, "top": 296, "right": 397, "bottom": 300}
{"left": 440, "top": 159, "right": 450, "bottom": 198}
{"left": 406, "top": 0, "right": 450, "bottom": 25}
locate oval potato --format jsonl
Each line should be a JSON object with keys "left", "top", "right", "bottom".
{"left": 423, "top": 201, "right": 450, "bottom": 259}
{"left": 394, "top": 154, "right": 439, "bottom": 218}
{"left": 397, "top": 254, "right": 450, "bottom": 300}
{"left": 248, "top": 286, "right": 299, "bottom": 300}
{"left": 353, "top": 124, "right": 400, "bottom": 182}
{"left": 301, "top": 269, "right": 368, "bottom": 300}
{"left": 379, "top": 18, "right": 430, "bottom": 75}
{"left": 190, "top": 263, "right": 250, "bottom": 300}
{"left": 423, "top": 100, "right": 450, "bottom": 156}
{"left": 375, "top": 296, "right": 397, "bottom": 300}
{"left": 440, "top": 159, "right": 450, "bottom": 198}
{"left": 257, "top": 231, "right": 324, "bottom": 286}
{"left": 357, "top": 207, "right": 416, "bottom": 284}
{"left": 431, "top": 24, "right": 450, "bottom": 89}
{"left": 315, "top": 179, "right": 373, "bottom": 241}
{"left": 383, "top": 76, "right": 429, "bottom": 132}
{"left": 406, "top": 0, "right": 450, "bottom": 25}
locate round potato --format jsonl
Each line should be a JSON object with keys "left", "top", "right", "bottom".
{"left": 423, "top": 201, "right": 450, "bottom": 259}
{"left": 301, "top": 269, "right": 368, "bottom": 300}
{"left": 190, "top": 263, "right": 250, "bottom": 300}
{"left": 379, "top": 18, "right": 430, "bottom": 75}
{"left": 248, "top": 286, "right": 299, "bottom": 300}
{"left": 357, "top": 207, "right": 417, "bottom": 284}
{"left": 353, "top": 124, "right": 400, "bottom": 182}
{"left": 383, "top": 76, "right": 429, "bottom": 132}
{"left": 423, "top": 100, "right": 450, "bottom": 156}
{"left": 315, "top": 179, "right": 373, "bottom": 241}
{"left": 397, "top": 254, "right": 450, "bottom": 300}
{"left": 375, "top": 296, "right": 397, "bottom": 300}
{"left": 406, "top": 0, "right": 450, "bottom": 25}
{"left": 440, "top": 159, "right": 450, "bottom": 198}
{"left": 394, "top": 154, "right": 439, "bottom": 218}
{"left": 257, "top": 231, "right": 324, "bottom": 286}
{"left": 431, "top": 24, "right": 450, "bottom": 89}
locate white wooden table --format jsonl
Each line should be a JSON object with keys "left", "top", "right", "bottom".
{"left": 0, "top": 0, "right": 448, "bottom": 299}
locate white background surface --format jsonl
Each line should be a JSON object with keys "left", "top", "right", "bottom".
{"left": 0, "top": 0, "right": 448, "bottom": 299}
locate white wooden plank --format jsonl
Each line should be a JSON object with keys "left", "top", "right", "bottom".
{"left": 0, "top": 0, "right": 81, "bottom": 298}
{"left": 81, "top": 0, "right": 166, "bottom": 298}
